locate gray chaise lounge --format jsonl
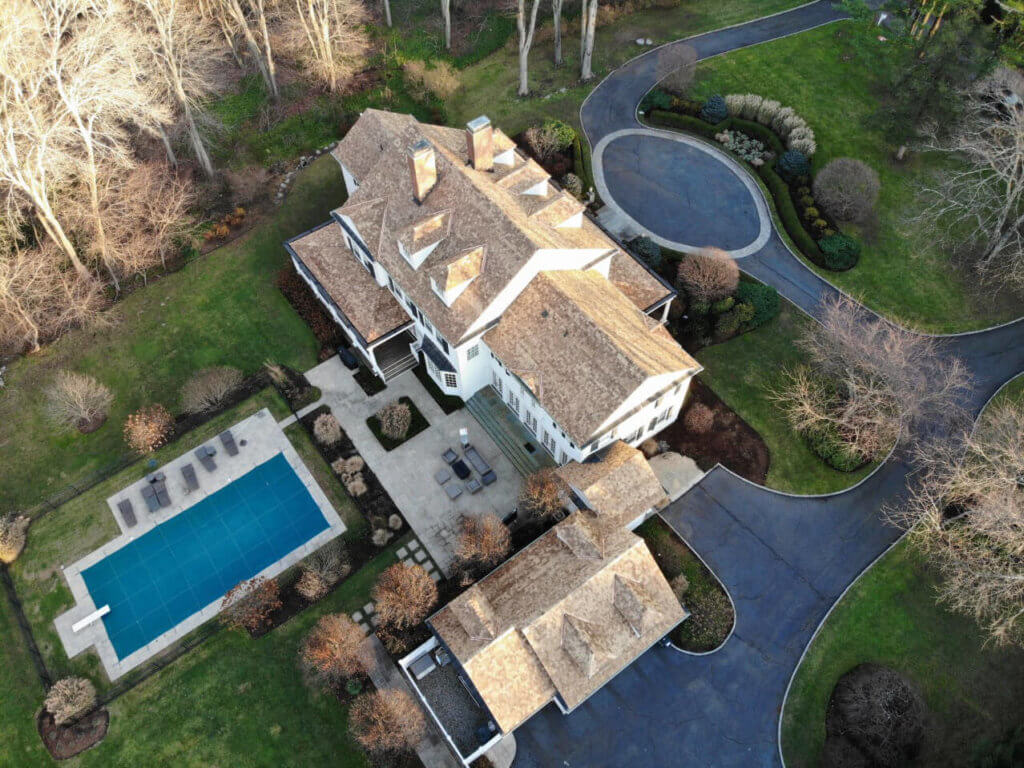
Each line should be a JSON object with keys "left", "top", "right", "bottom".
{"left": 219, "top": 429, "right": 239, "bottom": 456}
{"left": 117, "top": 499, "right": 137, "bottom": 528}
{"left": 195, "top": 445, "right": 217, "bottom": 472}
{"left": 141, "top": 485, "right": 160, "bottom": 513}
{"left": 153, "top": 480, "right": 171, "bottom": 508}
{"left": 181, "top": 463, "right": 199, "bottom": 492}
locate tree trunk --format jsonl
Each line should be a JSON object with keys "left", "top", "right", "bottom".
{"left": 441, "top": 0, "right": 451, "bottom": 50}
{"left": 182, "top": 100, "right": 215, "bottom": 177}
{"left": 580, "top": 0, "right": 598, "bottom": 81}
{"left": 36, "top": 206, "right": 89, "bottom": 280}
{"left": 256, "top": 3, "right": 280, "bottom": 100}
{"left": 383, "top": 0, "right": 391, "bottom": 26}
{"left": 156, "top": 125, "right": 178, "bottom": 168}
{"left": 517, "top": 0, "right": 541, "bottom": 96}
{"left": 552, "top": 0, "right": 563, "bottom": 65}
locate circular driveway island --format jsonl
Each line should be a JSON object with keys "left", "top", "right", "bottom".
{"left": 594, "top": 129, "right": 770, "bottom": 257}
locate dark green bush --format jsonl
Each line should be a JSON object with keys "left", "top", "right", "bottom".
{"left": 671, "top": 97, "right": 703, "bottom": 116}
{"left": 710, "top": 296, "right": 735, "bottom": 314}
{"left": 803, "top": 206, "right": 821, "bottom": 221}
{"left": 647, "top": 110, "right": 721, "bottom": 141}
{"left": 803, "top": 422, "right": 866, "bottom": 472}
{"left": 543, "top": 119, "right": 576, "bottom": 152}
{"left": 971, "top": 725, "right": 1024, "bottom": 768}
{"left": 734, "top": 301, "right": 756, "bottom": 325}
{"left": 689, "top": 299, "right": 711, "bottom": 315}
{"left": 735, "top": 282, "right": 779, "bottom": 329}
{"left": 641, "top": 88, "right": 673, "bottom": 112}
{"left": 799, "top": 194, "right": 815, "bottom": 207}
{"left": 819, "top": 233, "right": 862, "bottom": 271}
{"left": 777, "top": 150, "right": 810, "bottom": 181}
{"left": 571, "top": 133, "right": 595, "bottom": 194}
{"left": 561, "top": 172, "right": 583, "bottom": 199}
{"left": 631, "top": 236, "right": 662, "bottom": 269}
{"left": 759, "top": 166, "right": 824, "bottom": 261}
{"left": 700, "top": 94, "right": 729, "bottom": 124}
{"left": 714, "top": 308, "right": 742, "bottom": 338}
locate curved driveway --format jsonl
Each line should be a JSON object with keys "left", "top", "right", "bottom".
{"left": 512, "top": 3, "right": 1024, "bottom": 767}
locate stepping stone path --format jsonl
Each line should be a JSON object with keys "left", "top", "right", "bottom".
{"left": 351, "top": 536, "right": 440, "bottom": 633}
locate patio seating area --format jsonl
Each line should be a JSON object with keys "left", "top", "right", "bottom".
{"left": 306, "top": 357, "right": 523, "bottom": 573}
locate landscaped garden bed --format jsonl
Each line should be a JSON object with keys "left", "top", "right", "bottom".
{"left": 353, "top": 366, "right": 387, "bottom": 397}
{"left": 412, "top": 364, "right": 463, "bottom": 414}
{"left": 635, "top": 516, "right": 733, "bottom": 653}
{"left": 366, "top": 397, "right": 429, "bottom": 451}
{"left": 36, "top": 706, "right": 109, "bottom": 760}
{"left": 660, "top": 379, "right": 769, "bottom": 485}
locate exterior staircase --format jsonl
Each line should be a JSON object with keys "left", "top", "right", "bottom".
{"left": 466, "top": 387, "right": 557, "bottom": 477}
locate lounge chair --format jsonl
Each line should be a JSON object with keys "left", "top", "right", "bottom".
{"left": 444, "top": 483, "right": 463, "bottom": 500}
{"left": 451, "top": 459, "right": 471, "bottom": 480}
{"left": 141, "top": 485, "right": 160, "bottom": 513}
{"left": 464, "top": 445, "right": 492, "bottom": 475}
{"left": 153, "top": 479, "right": 171, "bottom": 508}
{"left": 219, "top": 429, "right": 239, "bottom": 457}
{"left": 441, "top": 448, "right": 458, "bottom": 465}
{"left": 117, "top": 499, "right": 137, "bottom": 528}
{"left": 194, "top": 446, "right": 216, "bottom": 472}
{"left": 481, "top": 469, "right": 497, "bottom": 486}
{"left": 181, "top": 463, "right": 199, "bottom": 492}
{"left": 433, "top": 468, "right": 451, "bottom": 485}
{"left": 466, "top": 478, "right": 482, "bottom": 494}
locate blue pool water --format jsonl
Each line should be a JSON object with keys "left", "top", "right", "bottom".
{"left": 82, "top": 453, "right": 329, "bottom": 659}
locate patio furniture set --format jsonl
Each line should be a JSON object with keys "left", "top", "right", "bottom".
{"left": 434, "top": 443, "right": 497, "bottom": 500}
{"left": 115, "top": 430, "right": 242, "bottom": 530}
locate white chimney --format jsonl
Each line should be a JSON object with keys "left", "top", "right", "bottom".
{"left": 466, "top": 116, "right": 493, "bottom": 172}
{"left": 407, "top": 139, "right": 437, "bottom": 203}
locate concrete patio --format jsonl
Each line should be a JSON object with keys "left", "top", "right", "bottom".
{"left": 306, "top": 358, "right": 522, "bottom": 573}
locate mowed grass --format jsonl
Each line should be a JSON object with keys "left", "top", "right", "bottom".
{"left": 695, "top": 301, "right": 876, "bottom": 494}
{"left": 448, "top": 0, "right": 805, "bottom": 134}
{"left": 781, "top": 541, "right": 1024, "bottom": 768}
{"left": 689, "top": 22, "right": 1021, "bottom": 332}
{"left": 0, "top": 599, "right": 50, "bottom": 767}
{"left": 0, "top": 156, "right": 346, "bottom": 514}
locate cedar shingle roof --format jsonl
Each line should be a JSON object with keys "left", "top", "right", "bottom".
{"left": 484, "top": 271, "right": 698, "bottom": 446}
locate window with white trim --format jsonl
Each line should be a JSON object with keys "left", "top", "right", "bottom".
{"left": 542, "top": 431, "right": 556, "bottom": 452}
{"left": 426, "top": 357, "right": 439, "bottom": 381}
{"left": 492, "top": 371, "right": 503, "bottom": 396}
{"left": 558, "top": 449, "right": 567, "bottom": 464}
{"left": 443, "top": 372, "right": 458, "bottom": 389}
{"left": 466, "top": 344, "right": 479, "bottom": 361}
{"left": 509, "top": 392, "right": 520, "bottom": 415}
{"left": 524, "top": 411, "right": 538, "bottom": 434}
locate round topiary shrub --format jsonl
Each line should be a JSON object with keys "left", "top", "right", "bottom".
{"left": 735, "top": 282, "right": 779, "bottom": 329}
{"left": 777, "top": 150, "right": 810, "bottom": 182}
{"left": 560, "top": 172, "right": 583, "bottom": 199}
{"left": 813, "top": 158, "right": 880, "bottom": 224}
{"left": 714, "top": 308, "right": 742, "bottom": 338}
{"left": 802, "top": 206, "right": 820, "bottom": 222}
{"left": 818, "top": 234, "right": 862, "bottom": 271}
{"left": 700, "top": 94, "right": 729, "bottom": 124}
{"left": 631, "top": 235, "right": 662, "bottom": 270}
{"left": 683, "top": 403, "right": 714, "bottom": 434}
{"left": 824, "top": 664, "right": 925, "bottom": 768}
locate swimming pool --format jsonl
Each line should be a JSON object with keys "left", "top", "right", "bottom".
{"left": 81, "top": 453, "right": 329, "bottom": 659}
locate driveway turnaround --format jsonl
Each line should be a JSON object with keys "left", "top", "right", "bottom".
{"left": 595, "top": 130, "right": 769, "bottom": 255}
{"left": 508, "top": 2, "right": 1024, "bottom": 766}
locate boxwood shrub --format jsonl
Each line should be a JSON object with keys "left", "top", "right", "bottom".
{"left": 818, "top": 233, "right": 861, "bottom": 271}
{"left": 759, "top": 166, "right": 824, "bottom": 261}
{"left": 802, "top": 422, "right": 867, "bottom": 473}
{"left": 647, "top": 110, "right": 722, "bottom": 141}
{"left": 734, "top": 281, "right": 779, "bottom": 329}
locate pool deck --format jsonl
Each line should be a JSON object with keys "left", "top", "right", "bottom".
{"left": 54, "top": 408, "right": 346, "bottom": 681}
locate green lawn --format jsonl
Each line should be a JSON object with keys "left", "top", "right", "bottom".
{"left": 781, "top": 541, "right": 1024, "bottom": 768}
{"left": 1, "top": 538, "right": 400, "bottom": 768}
{"left": 0, "top": 156, "right": 347, "bottom": 515}
{"left": 7, "top": 388, "right": 344, "bottom": 691}
{"left": 449, "top": 0, "right": 805, "bottom": 134}
{"left": 695, "top": 301, "right": 876, "bottom": 494}
{"left": 689, "top": 22, "right": 1021, "bottom": 332}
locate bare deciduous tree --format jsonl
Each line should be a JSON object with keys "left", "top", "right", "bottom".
{"left": 215, "top": 0, "right": 280, "bottom": 99}
{"left": 133, "top": 0, "right": 227, "bottom": 177}
{"left": 454, "top": 513, "right": 511, "bottom": 576}
{"left": 655, "top": 44, "right": 697, "bottom": 97}
{"left": 349, "top": 689, "right": 426, "bottom": 754}
{"left": 46, "top": 370, "right": 113, "bottom": 432}
{"left": 518, "top": 467, "right": 566, "bottom": 521}
{"left": 516, "top": 0, "right": 542, "bottom": 96}
{"left": 676, "top": 247, "right": 739, "bottom": 303}
{"left": 774, "top": 295, "right": 972, "bottom": 460}
{"left": 44, "top": 677, "right": 96, "bottom": 726}
{"left": 914, "top": 77, "right": 1024, "bottom": 291}
{"left": 579, "top": 0, "right": 598, "bottom": 81}
{"left": 552, "top": 0, "right": 564, "bottom": 65}
{"left": 180, "top": 365, "right": 243, "bottom": 414}
{"left": 372, "top": 563, "right": 437, "bottom": 629}
{"left": 888, "top": 400, "right": 1024, "bottom": 647}
{"left": 279, "top": 0, "right": 371, "bottom": 92}
{"left": 439, "top": 0, "right": 451, "bottom": 50}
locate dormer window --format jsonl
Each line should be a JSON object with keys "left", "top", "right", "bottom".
{"left": 494, "top": 148, "right": 516, "bottom": 167}
{"left": 400, "top": 211, "right": 451, "bottom": 270}
{"left": 431, "top": 246, "right": 485, "bottom": 306}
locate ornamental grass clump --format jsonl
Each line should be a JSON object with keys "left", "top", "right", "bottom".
{"left": 44, "top": 677, "right": 96, "bottom": 726}
{"left": 313, "top": 412, "right": 342, "bottom": 445}
{"left": 0, "top": 514, "right": 29, "bottom": 563}
{"left": 180, "top": 366, "right": 243, "bottom": 415}
{"left": 377, "top": 400, "right": 412, "bottom": 441}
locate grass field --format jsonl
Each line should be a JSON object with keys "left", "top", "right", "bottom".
{"left": 781, "top": 382, "right": 1024, "bottom": 767}
{"left": 695, "top": 301, "right": 876, "bottom": 494}
{"left": 448, "top": 0, "right": 805, "bottom": 134}
{"left": 0, "top": 157, "right": 345, "bottom": 514}
{"left": 688, "top": 22, "right": 1021, "bottom": 332}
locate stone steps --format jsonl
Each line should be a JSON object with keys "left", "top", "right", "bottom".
{"left": 466, "top": 389, "right": 555, "bottom": 477}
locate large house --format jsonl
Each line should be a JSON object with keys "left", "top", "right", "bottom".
{"left": 403, "top": 441, "right": 687, "bottom": 763}
{"left": 286, "top": 109, "right": 700, "bottom": 465}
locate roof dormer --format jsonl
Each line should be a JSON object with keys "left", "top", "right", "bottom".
{"left": 430, "top": 245, "right": 485, "bottom": 306}
{"left": 399, "top": 210, "right": 452, "bottom": 270}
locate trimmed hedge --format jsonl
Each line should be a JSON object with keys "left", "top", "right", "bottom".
{"left": 759, "top": 166, "right": 824, "bottom": 261}
{"left": 802, "top": 422, "right": 868, "bottom": 473}
{"left": 647, "top": 110, "right": 721, "bottom": 141}
{"left": 735, "top": 281, "right": 780, "bottom": 329}
{"left": 572, "top": 133, "right": 597, "bottom": 198}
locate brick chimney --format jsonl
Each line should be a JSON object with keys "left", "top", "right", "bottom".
{"left": 466, "top": 115, "right": 493, "bottom": 172}
{"left": 407, "top": 139, "right": 437, "bottom": 203}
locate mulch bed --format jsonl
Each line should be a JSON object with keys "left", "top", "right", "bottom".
{"left": 37, "top": 708, "right": 109, "bottom": 760}
{"left": 660, "top": 380, "right": 770, "bottom": 485}
{"left": 276, "top": 264, "right": 347, "bottom": 356}
{"left": 365, "top": 397, "right": 430, "bottom": 451}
